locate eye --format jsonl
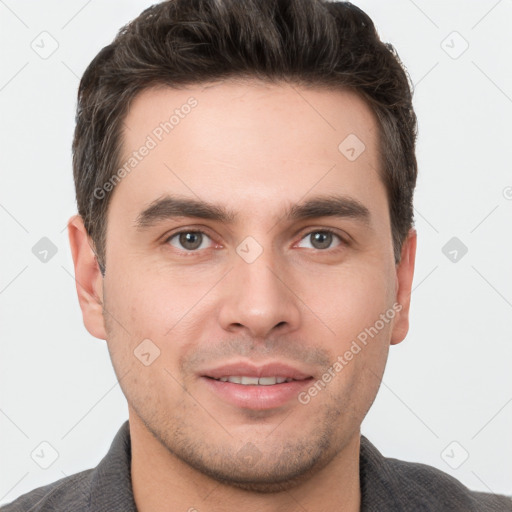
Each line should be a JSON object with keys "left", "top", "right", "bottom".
{"left": 166, "top": 230, "right": 214, "bottom": 252}
{"left": 296, "top": 229, "right": 344, "bottom": 251}
{"left": 164, "top": 228, "right": 346, "bottom": 254}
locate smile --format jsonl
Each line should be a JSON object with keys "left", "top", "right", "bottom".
{"left": 209, "top": 376, "right": 295, "bottom": 385}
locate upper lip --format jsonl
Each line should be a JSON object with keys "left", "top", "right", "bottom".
{"left": 200, "top": 361, "right": 313, "bottom": 380}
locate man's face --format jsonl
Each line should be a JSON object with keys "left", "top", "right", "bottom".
{"left": 78, "top": 80, "right": 415, "bottom": 491}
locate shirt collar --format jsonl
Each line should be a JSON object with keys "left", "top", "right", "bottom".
{"left": 359, "top": 434, "right": 404, "bottom": 511}
{"left": 89, "top": 420, "right": 137, "bottom": 512}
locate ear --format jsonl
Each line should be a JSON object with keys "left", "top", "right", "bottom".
{"left": 67, "top": 214, "right": 107, "bottom": 340}
{"left": 390, "top": 228, "right": 417, "bottom": 345}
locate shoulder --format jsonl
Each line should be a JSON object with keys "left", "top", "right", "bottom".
{"left": 0, "top": 469, "right": 94, "bottom": 512}
{"left": 384, "top": 454, "right": 512, "bottom": 511}
{"left": 360, "top": 436, "right": 512, "bottom": 511}
{"left": 0, "top": 420, "right": 135, "bottom": 512}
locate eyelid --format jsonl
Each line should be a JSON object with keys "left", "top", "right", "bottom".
{"left": 294, "top": 226, "right": 349, "bottom": 245}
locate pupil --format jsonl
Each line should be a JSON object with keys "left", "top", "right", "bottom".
{"left": 313, "top": 232, "right": 331, "bottom": 249}
{"left": 180, "top": 232, "right": 202, "bottom": 250}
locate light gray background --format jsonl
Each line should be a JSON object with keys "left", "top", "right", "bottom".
{"left": 1, "top": 0, "right": 511, "bottom": 505}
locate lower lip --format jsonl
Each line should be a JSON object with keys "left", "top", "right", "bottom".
{"left": 201, "top": 376, "right": 314, "bottom": 410}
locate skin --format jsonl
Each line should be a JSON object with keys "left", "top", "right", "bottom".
{"left": 68, "top": 79, "right": 416, "bottom": 512}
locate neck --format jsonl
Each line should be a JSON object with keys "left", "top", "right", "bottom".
{"left": 130, "top": 413, "right": 361, "bottom": 512}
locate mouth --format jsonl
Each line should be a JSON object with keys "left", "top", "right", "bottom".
{"left": 206, "top": 375, "right": 299, "bottom": 385}
{"left": 199, "top": 362, "right": 314, "bottom": 410}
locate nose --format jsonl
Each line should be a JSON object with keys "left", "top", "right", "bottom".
{"left": 217, "top": 241, "right": 302, "bottom": 341}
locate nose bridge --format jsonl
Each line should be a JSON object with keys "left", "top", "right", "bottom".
{"left": 218, "top": 234, "right": 301, "bottom": 337}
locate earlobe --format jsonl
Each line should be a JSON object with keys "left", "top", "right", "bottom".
{"left": 390, "top": 228, "right": 417, "bottom": 345}
{"left": 67, "top": 214, "right": 107, "bottom": 340}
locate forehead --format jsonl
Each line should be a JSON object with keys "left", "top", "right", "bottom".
{"left": 109, "top": 79, "right": 386, "bottom": 230}
{"left": 122, "top": 79, "right": 379, "bottom": 159}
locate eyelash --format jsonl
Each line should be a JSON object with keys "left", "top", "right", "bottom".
{"left": 163, "top": 228, "right": 348, "bottom": 255}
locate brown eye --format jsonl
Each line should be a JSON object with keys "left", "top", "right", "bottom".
{"left": 166, "top": 231, "right": 212, "bottom": 251}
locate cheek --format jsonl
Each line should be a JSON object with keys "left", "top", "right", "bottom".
{"left": 103, "top": 265, "right": 213, "bottom": 377}
{"left": 306, "top": 259, "right": 395, "bottom": 342}
{"left": 104, "top": 258, "right": 195, "bottom": 324}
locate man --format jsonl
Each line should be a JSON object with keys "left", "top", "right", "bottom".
{"left": 2, "top": 0, "right": 510, "bottom": 510}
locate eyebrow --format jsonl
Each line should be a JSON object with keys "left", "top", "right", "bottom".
{"left": 135, "top": 193, "right": 371, "bottom": 229}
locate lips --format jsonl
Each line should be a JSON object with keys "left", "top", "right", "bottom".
{"left": 201, "top": 362, "right": 313, "bottom": 381}
{"left": 212, "top": 376, "right": 293, "bottom": 385}
{"left": 199, "top": 361, "right": 314, "bottom": 409}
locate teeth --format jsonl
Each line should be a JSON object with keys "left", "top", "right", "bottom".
{"left": 258, "top": 376, "right": 278, "bottom": 385}
{"left": 241, "top": 376, "right": 260, "bottom": 385}
{"left": 215, "top": 376, "right": 294, "bottom": 385}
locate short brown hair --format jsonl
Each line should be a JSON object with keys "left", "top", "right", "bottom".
{"left": 73, "top": 0, "right": 417, "bottom": 274}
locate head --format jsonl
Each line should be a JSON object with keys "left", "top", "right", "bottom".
{"left": 69, "top": 0, "right": 417, "bottom": 493}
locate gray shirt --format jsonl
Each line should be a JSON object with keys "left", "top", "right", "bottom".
{"left": 2, "top": 420, "right": 510, "bottom": 511}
